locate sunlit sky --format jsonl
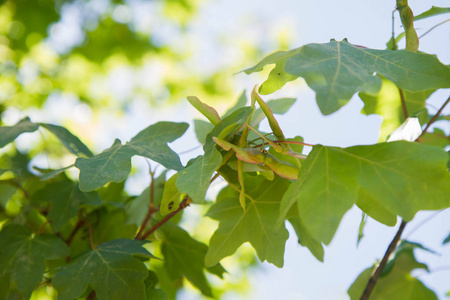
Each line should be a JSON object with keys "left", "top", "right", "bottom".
{"left": 7, "top": 0, "right": 450, "bottom": 299}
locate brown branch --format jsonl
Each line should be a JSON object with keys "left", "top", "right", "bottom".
{"left": 138, "top": 197, "right": 192, "bottom": 240}
{"left": 398, "top": 89, "right": 409, "bottom": 120}
{"left": 416, "top": 95, "right": 450, "bottom": 141}
{"left": 360, "top": 220, "right": 407, "bottom": 300}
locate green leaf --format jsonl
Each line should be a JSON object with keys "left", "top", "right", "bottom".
{"left": 160, "top": 174, "right": 181, "bottom": 215}
{"left": 0, "top": 117, "right": 39, "bottom": 148}
{"left": 348, "top": 241, "right": 437, "bottom": 300}
{"left": 414, "top": 6, "right": 450, "bottom": 21}
{"left": 159, "top": 222, "right": 226, "bottom": 297}
{"left": 176, "top": 107, "right": 253, "bottom": 203}
{"left": 280, "top": 142, "right": 450, "bottom": 244}
{"left": 0, "top": 225, "right": 69, "bottom": 299}
{"left": 75, "top": 139, "right": 133, "bottom": 191}
{"left": 187, "top": 96, "right": 221, "bottom": 125}
{"left": 194, "top": 119, "right": 214, "bottom": 144}
{"left": 38, "top": 164, "right": 76, "bottom": 181}
{"left": 75, "top": 122, "right": 188, "bottom": 191}
{"left": 40, "top": 123, "right": 93, "bottom": 157}
{"left": 420, "top": 128, "right": 450, "bottom": 149}
{"left": 126, "top": 122, "right": 189, "bottom": 171}
{"left": 31, "top": 180, "right": 80, "bottom": 231}
{"left": 205, "top": 176, "right": 290, "bottom": 268}
{"left": 53, "top": 239, "right": 153, "bottom": 300}
{"left": 359, "top": 76, "right": 433, "bottom": 142}
{"left": 245, "top": 39, "right": 450, "bottom": 115}
{"left": 287, "top": 206, "right": 324, "bottom": 261}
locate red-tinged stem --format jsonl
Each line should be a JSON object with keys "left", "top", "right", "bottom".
{"left": 135, "top": 169, "right": 157, "bottom": 240}
{"left": 417, "top": 95, "right": 450, "bottom": 141}
{"left": 87, "top": 291, "right": 96, "bottom": 300}
{"left": 139, "top": 197, "right": 192, "bottom": 240}
{"left": 65, "top": 218, "right": 85, "bottom": 246}
{"left": 360, "top": 220, "right": 407, "bottom": 300}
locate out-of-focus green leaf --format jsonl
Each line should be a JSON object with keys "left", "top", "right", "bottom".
{"left": 40, "top": 123, "right": 93, "bottom": 157}
{"left": 187, "top": 96, "right": 221, "bottom": 125}
{"left": 0, "top": 117, "right": 39, "bottom": 148}
{"left": 76, "top": 122, "right": 188, "bottom": 191}
{"left": 420, "top": 128, "right": 450, "bottom": 148}
{"left": 205, "top": 176, "right": 290, "bottom": 268}
{"left": 194, "top": 119, "right": 214, "bottom": 144}
{"left": 0, "top": 225, "right": 69, "bottom": 299}
{"left": 159, "top": 222, "right": 225, "bottom": 297}
{"left": 280, "top": 142, "right": 450, "bottom": 244}
{"left": 245, "top": 39, "right": 450, "bottom": 115}
{"left": 359, "top": 76, "right": 432, "bottom": 142}
{"left": 415, "top": 6, "right": 450, "bottom": 21}
{"left": 443, "top": 232, "right": 450, "bottom": 244}
{"left": 52, "top": 239, "right": 154, "bottom": 300}
{"left": 74, "top": 18, "right": 153, "bottom": 63}
{"left": 177, "top": 108, "right": 252, "bottom": 203}
{"left": 348, "top": 240, "right": 437, "bottom": 300}
{"left": 160, "top": 174, "right": 181, "bottom": 215}
{"left": 31, "top": 180, "right": 79, "bottom": 231}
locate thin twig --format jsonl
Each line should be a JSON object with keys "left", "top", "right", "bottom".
{"left": 398, "top": 89, "right": 409, "bottom": 120}
{"left": 419, "top": 18, "right": 450, "bottom": 39}
{"left": 138, "top": 197, "right": 192, "bottom": 240}
{"left": 65, "top": 219, "right": 85, "bottom": 246}
{"left": 360, "top": 220, "right": 407, "bottom": 300}
{"left": 417, "top": 95, "right": 450, "bottom": 141}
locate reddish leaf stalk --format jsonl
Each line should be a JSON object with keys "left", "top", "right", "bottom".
{"left": 360, "top": 220, "right": 407, "bottom": 300}
{"left": 87, "top": 219, "right": 96, "bottom": 250}
{"left": 65, "top": 219, "right": 85, "bottom": 246}
{"left": 135, "top": 169, "right": 157, "bottom": 240}
{"left": 138, "top": 197, "right": 192, "bottom": 240}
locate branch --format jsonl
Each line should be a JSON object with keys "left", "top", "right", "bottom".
{"left": 138, "top": 197, "right": 192, "bottom": 240}
{"left": 417, "top": 95, "right": 450, "bottom": 141}
{"left": 360, "top": 220, "right": 407, "bottom": 300}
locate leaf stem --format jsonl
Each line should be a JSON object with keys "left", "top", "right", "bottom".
{"left": 360, "top": 220, "right": 407, "bottom": 300}
{"left": 138, "top": 197, "right": 192, "bottom": 240}
{"left": 417, "top": 95, "right": 450, "bottom": 141}
{"left": 398, "top": 89, "right": 409, "bottom": 120}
